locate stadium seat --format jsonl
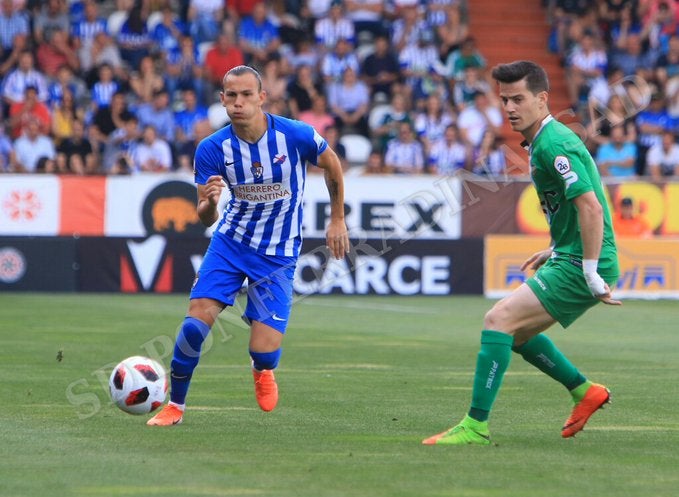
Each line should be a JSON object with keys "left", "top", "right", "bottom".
{"left": 146, "top": 11, "right": 163, "bottom": 32}
{"left": 340, "top": 134, "right": 372, "bottom": 164}
{"left": 107, "top": 11, "right": 128, "bottom": 37}
{"left": 208, "top": 102, "right": 231, "bottom": 130}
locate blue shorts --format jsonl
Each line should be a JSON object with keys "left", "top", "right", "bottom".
{"left": 190, "top": 233, "right": 297, "bottom": 333}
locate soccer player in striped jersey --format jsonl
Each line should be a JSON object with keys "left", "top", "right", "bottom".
{"left": 148, "top": 65, "right": 349, "bottom": 426}
{"left": 423, "top": 60, "right": 620, "bottom": 445}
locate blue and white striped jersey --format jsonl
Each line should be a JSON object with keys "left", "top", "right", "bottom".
{"left": 194, "top": 113, "right": 328, "bottom": 257}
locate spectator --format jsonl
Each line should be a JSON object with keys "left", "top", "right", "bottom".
{"left": 360, "top": 34, "right": 399, "bottom": 100}
{"left": 2, "top": 50, "right": 49, "bottom": 106}
{"left": 453, "top": 65, "right": 491, "bottom": 111}
{"left": 176, "top": 117, "right": 212, "bottom": 172}
{"left": 56, "top": 118, "right": 96, "bottom": 174}
{"left": 104, "top": 114, "right": 140, "bottom": 173}
{"left": 457, "top": 90, "right": 503, "bottom": 151}
{"left": 299, "top": 94, "right": 335, "bottom": 133}
{"left": 390, "top": 3, "right": 425, "bottom": 53}
{"left": 260, "top": 55, "right": 288, "bottom": 102}
{"left": 320, "top": 37, "right": 360, "bottom": 84}
{"left": 344, "top": 0, "right": 387, "bottom": 38}
{"left": 0, "top": 32, "right": 28, "bottom": 79}
{"left": 131, "top": 124, "right": 173, "bottom": 172}
{"left": 287, "top": 63, "right": 323, "bottom": 118}
{"left": 635, "top": 91, "right": 671, "bottom": 174}
{"left": 373, "top": 91, "right": 412, "bottom": 152}
{"left": 608, "top": 4, "right": 643, "bottom": 51}
{"left": 8, "top": 86, "right": 51, "bottom": 139}
{"left": 12, "top": 118, "right": 57, "bottom": 173}
{"left": 89, "top": 91, "right": 135, "bottom": 155}
{"left": 51, "top": 87, "right": 84, "bottom": 146}
{"left": 319, "top": 123, "right": 348, "bottom": 171}
{"left": 428, "top": 123, "right": 470, "bottom": 175}
{"left": 91, "top": 63, "right": 120, "bottom": 109}
{"left": 80, "top": 31, "right": 126, "bottom": 86}
{"left": 473, "top": 130, "right": 507, "bottom": 176}
{"left": 399, "top": 29, "right": 441, "bottom": 95}
{"left": 135, "top": 88, "right": 175, "bottom": 143}
{"left": 414, "top": 93, "right": 455, "bottom": 156}
{"left": 587, "top": 93, "right": 638, "bottom": 148}
{"left": 656, "top": 33, "right": 679, "bottom": 86}
{"left": 167, "top": 35, "right": 210, "bottom": 106}
{"left": 646, "top": 128, "right": 679, "bottom": 178}
{"left": 150, "top": 4, "right": 186, "bottom": 56}
{"left": 129, "top": 55, "right": 164, "bottom": 104}
{"left": 284, "top": 36, "right": 320, "bottom": 71}
{"left": 315, "top": 0, "right": 355, "bottom": 52}
{"left": 327, "top": 66, "right": 370, "bottom": 136}
{"left": 566, "top": 31, "right": 607, "bottom": 109}
{"left": 0, "top": 126, "right": 14, "bottom": 172}
{"left": 225, "top": 0, "right": 261, "bottom": 24}
{"left": 117, "top": 0, "right": 153, "bottom": 70}
{"left": 238, "top": 2, "right": 280, "bottom": 65}
{"left": 0, "top": 0, "right": 29, "bottom": 65}
{"left": 36, "top": 25, "right": 81, "bottom": 79}
{"left": 445, "top": 36, "right": 486, "bottom": 82}
{"left": 610, "top": 33, "right": 655, "bottom": 78}
{"left": 549, "top": 0, "right": 589, "bottom": 57}
{"left": 640, "top": 0, "right": 677, "bottom": 58}
{"left": 612, "top": 197, "right": 652, "bottom": 238}
{"left": 33, "top": 0, "right": 70, "bottom": 45}
{"left": 48, "top": 65, "right": 88, "bottom": 110}
{"left": 362, "top": 149, "right": 385, "bottom": 174}
{"left": 204, "top": 30, "right": 245, "bottom": 93}
{"left": 188, "top": 0, "right": 224, "bottom": 45}
{"left": 435, "top": 2, "right": 468, "bottom": 58}
{"left": 595, "top": 124, "right": 638, "bottom": 177}
{"left": 383, "top": 122, "right": 425, "bottom": 174}
{"left": 174, "top": 87, "right": 208, "bottom": 152}
{"left": 71, "top": 0, "right": 108, "bottom": 60}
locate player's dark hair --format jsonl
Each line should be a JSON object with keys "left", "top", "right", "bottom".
{"left": 224, "top": 65, "right": 263, "bottom": 92}
{"left": 491, "top": 60, "right": 549, "bottom": 94}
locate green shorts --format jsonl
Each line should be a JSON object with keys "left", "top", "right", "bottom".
{"left": 525, "top": 254, "right": 619, "bottom": 328}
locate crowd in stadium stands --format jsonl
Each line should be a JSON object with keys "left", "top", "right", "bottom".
{"left": 0, "top": 0, "right": 677, "bottom": 179}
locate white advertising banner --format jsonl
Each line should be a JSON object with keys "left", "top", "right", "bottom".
{"left": 0, "top": 175, "right": 60, "bottom": 235}
{"left": 303, "top": 174, "right": 462, "bottom": 240}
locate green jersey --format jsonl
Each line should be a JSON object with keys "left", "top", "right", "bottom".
{"left": 528, "top": 116, "right": 617, "bottom": 266}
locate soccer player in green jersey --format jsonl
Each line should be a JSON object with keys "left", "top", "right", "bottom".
{"left": 423, "top": 60, "right": 621, "bottom": 446}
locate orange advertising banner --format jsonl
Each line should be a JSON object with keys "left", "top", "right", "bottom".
{"left": 485, "top": 235, "right": 679, "bottom": 299}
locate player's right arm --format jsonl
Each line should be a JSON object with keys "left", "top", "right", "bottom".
{"left": 196, "top": 175, "right": 226, "bottom": 226}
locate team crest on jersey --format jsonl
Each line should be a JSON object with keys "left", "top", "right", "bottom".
{"left": 251, "top": 161, "right": 263, "bottom": 178}
{"left": 273, "top": 154, "right": 286, "bottom": 165}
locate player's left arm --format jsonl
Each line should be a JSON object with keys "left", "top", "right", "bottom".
{"left": 316, "top": 147, "right": 350, "bottom": 260}
{"left": 574, "top": 192, "right": 621, "bottom": 305}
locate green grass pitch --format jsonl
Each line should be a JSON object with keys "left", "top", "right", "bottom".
{"left": 1, "top": 293, "right": 678, "bottom": 497}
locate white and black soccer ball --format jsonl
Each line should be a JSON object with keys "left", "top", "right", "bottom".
{"left": 109, "top": 356, "right": 167, "bottom": 415}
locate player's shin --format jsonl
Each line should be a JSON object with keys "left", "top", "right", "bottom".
{"left": 468, "top": 330, "right": 514, "bottom": 422}
{"left": 512, "top": 334, "right": 587, "bottom": 395}
{"left": 169, "top": 317, "right": 211, "bottom": 405}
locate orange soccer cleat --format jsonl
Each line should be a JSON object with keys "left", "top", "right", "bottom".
{"left": 562, "top": 383, "right": 610, "bottom": 438}
{"left": 253, "top": 369, "right": 278, "bottom": 412}
{"left": 146, "top": 403, "right": 184, "bottom": 426}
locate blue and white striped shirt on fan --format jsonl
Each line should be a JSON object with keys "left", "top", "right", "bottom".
{"left": 193, "top": 113, "right": 327, "bottom": 257}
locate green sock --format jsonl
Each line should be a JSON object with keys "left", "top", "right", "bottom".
{"left": 468, "top": 330, "right": 514, "bottom": 422}
{"left": 512, "top": 334, "right": 587, "bottom": 394}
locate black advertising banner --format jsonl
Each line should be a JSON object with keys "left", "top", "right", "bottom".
{"left": 0, "top": 237, "right": 77, "bottom": 291}
{"left": 77, "top": 236, "right": 210, "bottom": 293}
{"left": 297, "top": 238, "right": 483, "bottom": 295}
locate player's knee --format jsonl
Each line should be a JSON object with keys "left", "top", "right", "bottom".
{"left": 250, "top": 349, "right": 281, "bottom": 371}
{"left": 483, "top": 303, "right": 514, "bottom": 334}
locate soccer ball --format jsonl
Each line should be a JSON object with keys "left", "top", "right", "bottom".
{"left": 109, "top": 356, "right": 167, "bottom": 415}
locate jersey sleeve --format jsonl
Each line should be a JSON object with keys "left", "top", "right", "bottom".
{"left": 193, "top": 137, "right": 223, "bottom": 185}
{"left": 545, "top": 139, "right": 594, "bottom": 201}
{"left": 299, "top": 122, "right": 328, "bottom": 167}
